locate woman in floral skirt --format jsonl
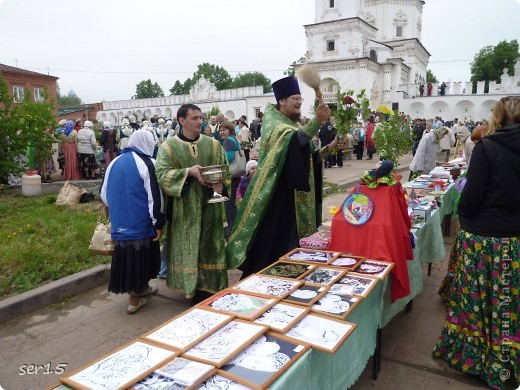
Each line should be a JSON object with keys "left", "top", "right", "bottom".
{"left": 432, "top": 96, "right": 520, "bottom": 389}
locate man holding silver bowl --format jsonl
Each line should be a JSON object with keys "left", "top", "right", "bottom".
{"left": 156, "top": 103, "right": 229, "bottom": 303}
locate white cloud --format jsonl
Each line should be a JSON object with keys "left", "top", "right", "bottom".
{"left": 1, "top": 0, "right": 518, "bottom": 103}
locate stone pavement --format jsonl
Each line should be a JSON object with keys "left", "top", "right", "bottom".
{"left": 0, "top": 152, "right": 496, "bottom": 389}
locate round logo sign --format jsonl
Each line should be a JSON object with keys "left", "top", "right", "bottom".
{"left": 342, "top": 192, "right": 374, "bottom": 225}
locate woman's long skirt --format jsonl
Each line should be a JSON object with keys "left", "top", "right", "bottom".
{"left": 62, "top": 142, "right": 80, "bottom": 180}
{"left": 432, "top": 229, "right": 519, "bottom": 389}
{"left": 108, "top": 238, "right": 161, "bottom": 295}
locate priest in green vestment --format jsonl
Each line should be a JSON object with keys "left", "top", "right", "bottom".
{"left": 226, "top": 76, "right": 331, "bottom": 277}
{"left": 156, "top": 103, "right": 229, "bottom": 299}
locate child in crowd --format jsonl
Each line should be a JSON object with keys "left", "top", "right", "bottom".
{"left": 236, "top": 160, "right": 257, "bottom": 203}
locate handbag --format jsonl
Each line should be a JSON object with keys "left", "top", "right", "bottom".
{"left": 56, "top": 181, "right": 86, "bottom": 206}
{"left": 89, "top": 205, "right": 114, "bottom": 255}
{"left": 229, "top": 137, "right": 247, "bottom": 178}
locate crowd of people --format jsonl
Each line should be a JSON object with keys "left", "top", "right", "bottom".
{"left": 82, "top": 78, "right": 520, "bottom": 389}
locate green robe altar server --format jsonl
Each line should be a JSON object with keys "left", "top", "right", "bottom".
{"left": 156, "top": 104, "right": 229, "bottom": 299}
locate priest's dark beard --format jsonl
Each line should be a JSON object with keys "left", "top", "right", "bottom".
{"left": 288, "top": 113, "right": 301, "bottom": 122}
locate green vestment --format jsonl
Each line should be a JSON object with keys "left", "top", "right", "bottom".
{"left": 156, "top": 135, "right": 229, "bottom": 298}
{"left": 226, "top": 103, "right": 322, "bottom": 270}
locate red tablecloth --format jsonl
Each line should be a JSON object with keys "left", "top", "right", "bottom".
{"left": 328, "top": 183, "right": 413, "bottom": 301}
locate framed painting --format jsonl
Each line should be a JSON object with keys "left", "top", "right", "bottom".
{"left": 311, "top": 293, "right": 362, "bottom": 320}
{"left": 354, "top": 260, "right": 394, "bottom": 279}
{"left": 61, "top": 339, "right": 177, "bottom": 390}
{"left": 280, "top": 248, "right": 341, "bottom": 264}
{"left": 301, "top": 266, "right": 346, "bottom": 286}
{"left": 336, "top": 274, "right": 379, "bottom": 297}
{"left": 282, "top": 283, "right": 329, "bottom": 307}
{"left": 229, "top": 274, "right": 303, "bottom": 299}
{"left": 182, "top": 319, "right": 268, "bottom": 368}
{"left": 329, "top": 254, "right": 365, "bottom": 271}
{"left": 258, "top": 260, "right": 316, "bottom": 280}
{"left": 129, "top": 372, "right": 178, "bottom": 389}
{"left": 198, "top": 374, "right": 252, "bottom": 389}
{"left": 196, "top": 290, "right": 278, "bottom": 321}
{"left": 253, "top": 302, "right": 310, "bottom": 333}
{"left": 154, "top": 357, "right": 215, "bottom": 389}
{"left": 328, "top": 283, "right": 356, "bottom": 297}
{"left": 217, "top": 331, "right": 309, "bottom": 390}
{"left": 142, "top": 307, "right": 233, "bottom": 352}
{"left": 284, "top": 312, "right": 357, "bottom": 354}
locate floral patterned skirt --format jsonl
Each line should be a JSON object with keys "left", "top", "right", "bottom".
{"left": 438, "top": 239, "right": 459, "bottom": 304}
{"left": 432, "top": 229, "right": 519, "bottom": 389}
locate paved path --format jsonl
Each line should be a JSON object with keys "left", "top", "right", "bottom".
{"left": 0, "top": 152, "right": 496, "bottom": 389}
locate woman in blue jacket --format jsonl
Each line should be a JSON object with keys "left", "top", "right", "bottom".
{"left": 100, "top": 130, "right": 165, "bottom": 314}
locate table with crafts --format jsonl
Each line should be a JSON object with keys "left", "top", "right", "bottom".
{"left": 380, "top": 177, "right": 456, "bottom": 326}
{"left": 54, "top": 180, "right": 457, "bottom": 390}
{"left": 54, "top": 249, "right": 393, "bottom": 390}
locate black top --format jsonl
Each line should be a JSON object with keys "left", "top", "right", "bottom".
{"left": 318, "top": 121, "right": 336, "bottom": 146}
{"left": 458, "top": 123, "right": 520, "bottom": 237}
{"left": 239, "top": 133, "right": 322, "bottom": 278}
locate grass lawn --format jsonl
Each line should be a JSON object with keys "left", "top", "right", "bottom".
{"left": 0, "top": 190, "right": 110, "bottom": 300}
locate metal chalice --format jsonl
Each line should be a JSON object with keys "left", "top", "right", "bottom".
{"left": 200, "top": 164, "right": 229, "bottom": 203}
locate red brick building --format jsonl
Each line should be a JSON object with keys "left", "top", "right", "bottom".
{"left": 0, "top": 63, "right": 59, "bottom": 112}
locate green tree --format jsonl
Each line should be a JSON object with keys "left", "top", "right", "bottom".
{"left": 0, "top": 74, "right": 57, "bottom": 182}
{"left": 231, "top": 72, "right": 272, "bottom": 93}
{"left": 208, "top": 106, "right": 220, "bottom": 117}
{"left": 58, "top": 94, "right": 82, "bottom": 106}
{"left": 426, "top": 69, "right": 438, "bottom": 83}
{"left": 193, "top": 63, "right": 233, "bottom": 90}
{"left": 133, "top": 79, "right": 164, "bottom": 99}
{"left": 169, "top": 80, "right": 190, "bottom": 96}
{"left": 284, "top": 56, "right": 306, "bottom": 76}
{"left": 169, "top": 63, "right": 233, "bottom": 96}
{"left": 373, "top": 112, "right": 411, "bottom": 168}
{"left": 470, "top": 39, "right": 519, "bottom": 93}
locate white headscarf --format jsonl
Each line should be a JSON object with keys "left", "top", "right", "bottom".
{"left": 128, "top": 130, "right": 156, "bottom": 157}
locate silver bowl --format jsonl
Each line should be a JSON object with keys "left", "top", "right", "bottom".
{"left": 200, "top": 164, "right": 228, "bottom": 203}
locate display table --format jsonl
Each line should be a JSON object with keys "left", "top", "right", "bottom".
{"left": 55, "top": 184, "right": 455, "bottom": 390}
{"left": 271, "top": 280, "right": 384, "bottom": 389}
{"left": 272, "top": 183, "right": 457, "bottom": 387}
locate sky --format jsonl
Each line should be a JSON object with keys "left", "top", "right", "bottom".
{"left": 0, "top": 0, "right": 519, "bottom": 104}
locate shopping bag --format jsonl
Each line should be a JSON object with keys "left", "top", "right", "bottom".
{"left": 89, "top": 205, "right": 114, "bottom": 255}
{"left": 56, "top": 181, "right": 86, "bottom": 206}
{"left": 230, "top": 149, "right": 247, "bottom": 178}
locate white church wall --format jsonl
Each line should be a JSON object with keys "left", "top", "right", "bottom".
{"left": 399, "top": 95, "right": 500, "bottom": 122}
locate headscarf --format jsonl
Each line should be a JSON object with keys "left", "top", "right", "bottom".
{"left": 432, "top": 126, "right": 448, "bottom": 143}
{"left": 56, "top": 119, "right": 66, "bottom": 135}
{"left": 360, "top": 159, "right": 398, "bottom": 188}
{"left": 455, "top": 125, "right": 471, "bottom": 144}
{"left": 64, "top": 120, "right": 74, "bottom": 137}
{"left": 245, "top": 159, "right": 258, "bottom": 175}
{"left": 127, "top": 130, "right": 156, "bottom": 157}
{"left": 369, "top": 159, "right": 394, "bottom": 179}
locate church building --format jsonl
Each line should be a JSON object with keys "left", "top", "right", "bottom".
{"left": 298, "top": 0, "right": 428, "bottom": 114}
